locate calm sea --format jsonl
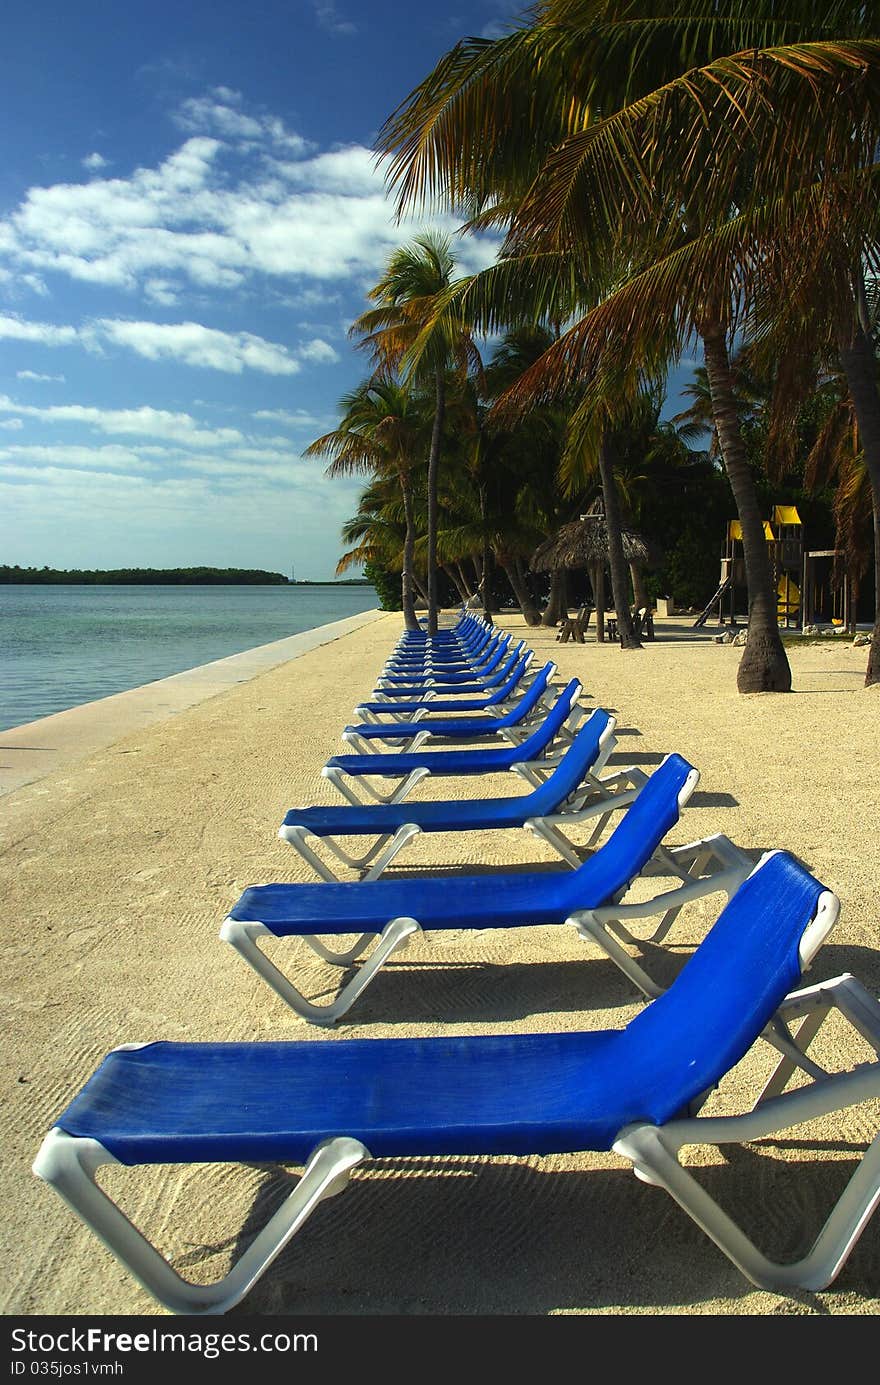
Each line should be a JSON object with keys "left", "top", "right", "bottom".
{"left": 0, "top": 584, "right": 378, "bottom": 732}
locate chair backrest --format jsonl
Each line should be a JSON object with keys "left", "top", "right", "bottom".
{"left": 497, "top": 662, "right": 555, "bottom": 725}
{"left": 479, "top": 643, "right": 527, "bottom": 688}
{"left": 524, "top": 709, "right": 615, "bottom": 814}
{"left": 509, "top": 679, "right": 582, "bottom": 759}
{"left": 611, "top": 851, "right": 837, "bottom": 1128}
{"left": 558, "top": 752, "right": 698, "bottom": 912}
{"left": 487, "top": 653, "right": 530, "bottom": 703}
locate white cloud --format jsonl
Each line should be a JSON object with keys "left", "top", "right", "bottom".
{"left": 273, "top": 145, "right": 379, "bottom": 195}
{"left": 143, "top": 278, "right": 179, "bottom": 306}
{"left": 0, "top": 418, "right": 23, "bottom": 430}
{"left": 0, "top": 101, "right": 500, "bottom": 301}
{"left": 94, "top": 319, "right": 303, "bottom": 375}
{"left": 0, "top": 314, "right": 77, "bottom": 345}
{"left": 313, "top": 3, "right": 357, "bottom": 36}
{"left": 0, "top": 310, "right": 335, "bottom": 377}
{"left": 297, "top": 337, "right": 339, "bottom": 364}
{"left": 83, "top": 152, "right": 109, "bottom": 171}
{"left": 0, "top": 443, "right": 152, "bottom": 470}
{"left": 254, "top": 407, "right": 330, "bottom": 428}
{"left": 17, "top": 370, "right": 66, "bottom": 383}
{"left": 0, "top": 457, "right": 364, "bottom": 573}
{"left": 174, "top": 87, "right": 312, "bottom": 154}
{"left": 0, "top": 395, "right": 243, "bottom": 447}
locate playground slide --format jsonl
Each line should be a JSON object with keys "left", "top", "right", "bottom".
{"left": 693, "top": 574, "right": 733, "bottom": 628}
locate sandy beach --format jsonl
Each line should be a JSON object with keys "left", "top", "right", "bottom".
{"left": 2, "top": 609, "right": 879, "bottom": 1318}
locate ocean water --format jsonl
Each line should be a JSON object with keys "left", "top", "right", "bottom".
{"left": 0, "top": 584, "right": 378, "bottom": 732}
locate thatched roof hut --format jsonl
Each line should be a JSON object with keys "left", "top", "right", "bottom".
{"left": 530, "top": 515, "right": 654, "bottom": 572}
{"left": 530, "top": 510, "right": 658, "bottom": 641}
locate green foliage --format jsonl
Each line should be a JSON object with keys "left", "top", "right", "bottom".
{"left": 0, "top": 565, "right": 288, "bottom": 585}
{"left": 362, "top": 560, "right": 403, "bottom": 610}
{"left": 649, "top": 527, "right": 720, "bottom": 609}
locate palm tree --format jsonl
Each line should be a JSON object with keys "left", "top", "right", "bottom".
{"left": 803, "top": 373, "right": 877, "bottom": 622}
{"left": 482, "top": 327, "right": 574, "bottom": 624}
{"left": 375, "top": 1, "right": 880, "bottom": 688}
{"left": 335, "top": 475, "right": 412, "bottom": 587}
{"left": 305, "top": 378, "right": 429, "bottom": 630}
{"left": 351, "top": 232, "right": 481, "bottom": 635}
{"left": 739, "top": 235, "right": 880, "bottom": 678}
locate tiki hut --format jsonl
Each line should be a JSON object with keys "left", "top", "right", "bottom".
{"left": 531, "top": 512, "right": 655, "bottom": 640}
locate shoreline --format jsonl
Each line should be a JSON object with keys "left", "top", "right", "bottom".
{"left": 0, "top": 607, "right": 384, "bottom": 800}
{"left": 3, "top": 611, "right": 879, "bottom": 1317}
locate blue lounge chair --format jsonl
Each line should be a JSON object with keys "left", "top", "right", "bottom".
{"left": 33, "top": 852, "right": 880, "bottom": 1313}
{"left": 384, "top": 624, "right": 505, "bottom": 672}
{"left": 382, "top": 631, "right": 513, "bottom": 678}
{"left": 387, "top": 616, "right": 498, "bottom": 658}
{"left": 323, "top": 677, "right": 584, "bottom": 805}
{"left": 373, "top": 643, "right": 527, "bottom": 698}
{"left": 398, "top": 610, "right": 478, "bottom": 645}
{"left": 356, "top": 651, "right": 534, "bottom": 722}
{"left": 222, "top": 753, "right": 752, "bottom": 1022}
{"left": 279, "top": 707, "right": 636, "bottom": 879}
{"left": 343, "top": 662, "right": 558, "bottom": 751}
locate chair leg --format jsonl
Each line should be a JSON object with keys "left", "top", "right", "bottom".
{"left": 524, "top": 769, "right": 648, "bottom": 862}
{"left": 219, "top": 916, "right": 423, "bottom": 1023}
{"left": 758, "top": 974, "right": 880, "bottom": 1101}
{"left": 280, "top": 824, "right": 423, "bottom": 882}
{"left": 638, "top": 835, "right": 753, "bottom": 942}
{"left": 567, "top": 834, "right": 754, "bottom": 998}
{"left": 33, "top": 1128, "right": 370, "bottom": 1315}
{"left": 614, "top": 1039, "right": 880, "bottom": 1291}
{"left": 342, "top": 728, "right": 430, "bottom": 754}
{"left": 321, "top": 765, "right": 432, "bottom": 805}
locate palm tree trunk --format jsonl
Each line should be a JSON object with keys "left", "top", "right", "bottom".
{"left": 516, "top": 557, "right": 543, "bottom": 625}
{"left": 425, "top": 367, "right": 446, "bottom": 636}
{"left": 598, "top": 434, "right": 641, "bottom": 650}
{"left": 503, "top": 559, "right": 541, "bottom": 624}
{"left": 630, "top": 561, "right": 650, "bottom": 612}
{"left": 541, "top": 569, "right": 568, "bottom": 625}
{"left": 478, "top": 478, "right": 494, "bottom": 623}
{"left": 591, "top": 562, "right": 606, "bottom": 640}
{"left": 457, "top": 562, "right": 474, "bottom": 597}
{"left": 400, "top": 475, "right": 419, "bottom": 630}
{"left": 444, "top": 564, "right": 470, "bottom": 605}
{"left": 700, "top": 319, "right": 791, "bottom": 693}
{"left": 481, "top": 540, "right": 494, "bottom": 624}
{"left": 835, "top": 304, "right": 880, "bottom": 687}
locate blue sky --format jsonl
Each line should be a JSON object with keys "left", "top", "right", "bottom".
{"left": 0, "top": 1, "right": 695, "bottom": 580}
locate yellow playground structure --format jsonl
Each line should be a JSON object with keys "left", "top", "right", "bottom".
{"left": 695, "top": 506, "right": 853, "bottom": 631}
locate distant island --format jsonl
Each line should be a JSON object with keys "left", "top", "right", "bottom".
{"left": 1, "top": 565, "right": 289, "bottom": 585}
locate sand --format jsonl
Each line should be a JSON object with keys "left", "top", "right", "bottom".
{"left": 2, "top": 610, "right": 878, "bottom": 1318}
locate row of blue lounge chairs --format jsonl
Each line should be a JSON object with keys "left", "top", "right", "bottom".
{"left": 34, "top": 610, "right": 880, "bottom": 1314}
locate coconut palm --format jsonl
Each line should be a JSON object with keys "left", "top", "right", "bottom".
{"left": 803, "top": 374, "right": 877, "bottom": 617}
{"left": 351, "top": 232, "right": 482, "bottom": 635}
{"left": 375, "top": 0, "right": 880, "bottom": 688}
{"left": 305, "top": 378, "right": 431, "bottom": 630}
{"left": 759, "top": 195, "right": 879, "bottom": 680}
{"left": 501, "top": 53, "right": 880, "bottom": 679}
{"left": 334, "top": 475, "right": 412, "bottom": 585}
